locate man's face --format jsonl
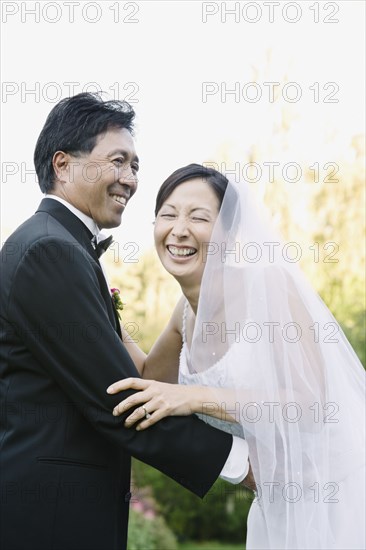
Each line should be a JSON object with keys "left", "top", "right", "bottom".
{"left": 57, "top": 128, "right": 139, "bottom": 228}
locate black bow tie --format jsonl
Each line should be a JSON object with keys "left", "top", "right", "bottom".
{"left": 91, "top": 235, "right": 113, "bottom": 258}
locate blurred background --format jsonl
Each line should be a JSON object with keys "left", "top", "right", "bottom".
{"left": 1, "top": 1, "right": 365, "bottom": 548}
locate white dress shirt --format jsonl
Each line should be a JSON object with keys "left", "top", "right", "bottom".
{"left": 44, "top": 194, "right": 249, "bottom": 485}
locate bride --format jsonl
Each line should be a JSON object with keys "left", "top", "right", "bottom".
{"left": 107, "top": 164, "right": 365, "bottom": 549}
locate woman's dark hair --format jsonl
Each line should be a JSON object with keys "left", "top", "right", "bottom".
{"left": 34, "top": 92, "right": 136, "bottom": 193}
{"left": 154, "top": 164, "right": 229, "bottom": 217}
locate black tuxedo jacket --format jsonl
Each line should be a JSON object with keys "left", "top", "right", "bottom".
{"left": 0, "top": 199, "right": 232, "bottom": 550}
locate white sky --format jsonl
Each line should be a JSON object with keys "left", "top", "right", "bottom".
{"left": 1, "top": 0, "right": 365, "bottom": 257}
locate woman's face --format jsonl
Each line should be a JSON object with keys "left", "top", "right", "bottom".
{"left": 154, "top": 178, "right": 220, "bottom": 286}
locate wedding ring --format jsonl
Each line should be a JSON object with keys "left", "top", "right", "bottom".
{"left": 141, "top": 405, "right": 151, "bottom": 419}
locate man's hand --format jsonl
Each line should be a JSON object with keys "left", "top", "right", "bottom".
{"left": 242, "top": 462, "right": 256, "bottom": 492}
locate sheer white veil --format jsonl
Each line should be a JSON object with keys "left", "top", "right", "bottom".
{"left": 189, "top": 177, "right": 365, "bottom": 549}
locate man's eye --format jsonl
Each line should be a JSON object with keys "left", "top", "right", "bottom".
{"left": 132, "top": 163, "right": 139, "bottom": 173}
{"left": 160, "top": 214, "right": 175, "bottom": 219}
{"left": 112, "top": 157, "right": 124, "bottom": 166}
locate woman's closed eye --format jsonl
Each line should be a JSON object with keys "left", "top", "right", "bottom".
{"left": 191, "top": 216, "right": 209, "bottom": 222}
{"left": 160, "top": 213, "right": 176, "bottom": 219}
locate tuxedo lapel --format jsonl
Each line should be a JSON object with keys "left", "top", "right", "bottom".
{"left": 36, "top": 199, "right": 121, "bottom": 336}
{"left": 111, "top": 300, "right": 122, "bottom": 338}
{"left": 36, "top": 198, "right": 97, "bottom": 260}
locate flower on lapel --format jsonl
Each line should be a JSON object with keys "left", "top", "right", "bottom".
{"left": 110, "top": 288, "right": 124, "bottom": 319}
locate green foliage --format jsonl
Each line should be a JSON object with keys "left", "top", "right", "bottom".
{"left": 132, "top": 459, "right": 253, "bottom": 544}
{"left": 308, "top": 158, "right": 365, "bottom": 366}
{"left": 249, "top": 150, "right": 365, "bottom": 367}
{"left": 106, "top": 249, "right": 181, "bottom": 353}
{"left": 127, "top": 508, "right": 178, "bottom": 550}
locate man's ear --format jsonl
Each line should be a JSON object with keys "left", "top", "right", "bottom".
{"left": 52, "top": 151, "right": 71, "bottom": 183}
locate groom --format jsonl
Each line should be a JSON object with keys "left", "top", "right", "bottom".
{"left": 0, "top": 93, "right": 251, "bottom": 550}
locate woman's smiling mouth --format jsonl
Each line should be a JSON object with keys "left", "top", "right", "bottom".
{"left": 166, "top": 245, "right": 197, "bottom": 258}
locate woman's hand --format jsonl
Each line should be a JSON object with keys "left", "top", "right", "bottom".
{"left": 107, "top": 378, "right": 201, "bottom": 430}
{"left": 241, "top": 462, "right": 257, "bottom": 492}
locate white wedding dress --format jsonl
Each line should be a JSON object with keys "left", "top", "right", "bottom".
{"left": 178, "top": 301, "right": 269, "bottom": 549}
{"left": 177, "top": 300, "right": 365, "bottom": 550}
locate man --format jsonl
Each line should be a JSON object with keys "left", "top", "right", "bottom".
{"left": 0, "top": 93, "right": 252, "bottom": 550}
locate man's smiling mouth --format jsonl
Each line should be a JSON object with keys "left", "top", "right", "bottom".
{"left": 110, "top": 194, "right": 126, "bottom": 206}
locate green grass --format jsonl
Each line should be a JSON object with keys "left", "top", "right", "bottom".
{"left": 179, "top": 543, "right": 245, "bottom": 550}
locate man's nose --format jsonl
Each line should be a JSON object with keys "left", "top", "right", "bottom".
{"left": 118, "top": 167, "right": 138, "bottom": 194}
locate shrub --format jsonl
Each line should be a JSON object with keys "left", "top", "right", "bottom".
{"left": 127, "top": 509, "right": 178, "bottom": 550}
{"left": 132, "top": 460, "right": 253, "bottom": 544}
{"left": 127, "top": 484, "right": 178, "bottom": 550}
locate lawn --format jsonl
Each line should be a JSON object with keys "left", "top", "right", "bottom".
{"left": 179, "top": 543, "right": 245, "bottom": 550}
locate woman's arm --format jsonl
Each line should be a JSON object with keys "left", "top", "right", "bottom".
{"left": 107, "top": 378, "right": 239, "bottom": 429}
{"left": 142, "top": 295, "right": 186, "bottom": 382}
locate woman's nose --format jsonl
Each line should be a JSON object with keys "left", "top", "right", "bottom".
{"left": 171, "top": 217, "right": 189, "bottom": 238}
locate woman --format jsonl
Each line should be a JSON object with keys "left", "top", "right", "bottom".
{"left": 108, "top": 164, "right": 365, "bottom": 549}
